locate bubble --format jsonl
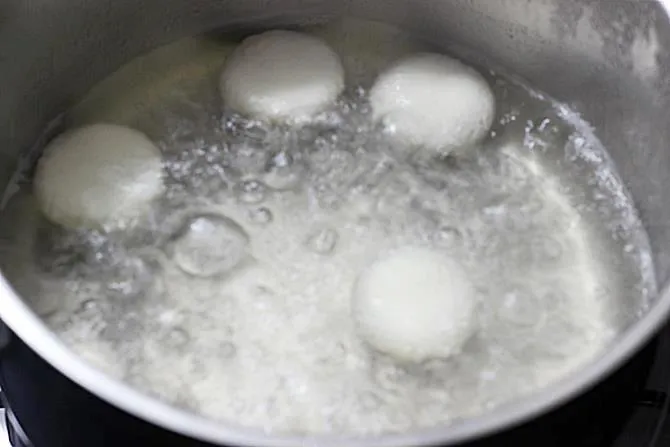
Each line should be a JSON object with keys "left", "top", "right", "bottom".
{"left": 231, "top": 143, "right": 270, "bottom": 175}
{"left": 234, "top": 180, "right": 268, "bottom": 204}
{"left": 172, "top": 214, "right": 249, "bottom": 277}
{"left": 308, "top": 140, "right": 336, "bottom": 166}
{"left": 105, "top": 256, "right": 154, "bottom": 299}
{"left": 434, "top": 225, "right": 463, "bottom": 248}
{"left": 164, "top": 143, "right": 229, "bottom": 197}
{"left": 72, "top": 298, "right": 108, "bottom": 333}
{"left": 564, "top": 134, "right": 588, "bottom": 162}
{"left": 523, "top": 117, "right": 566, "bottom": 152}
{"left": 77, "top": 299, "right": 100, "bottom": 315}
{"left": 499, "top": 108, "right": 519, "bottom": 126}
{"left": 310, "top": 110, "right": 346, "bottom": 136}
{"left": 311, "top": 149, "right": 354, "bottom": 176}
{"left": 223, "top": 114, "right": 270, "bottom": 142}
{"left": 372, "top": 362, "right": 410, "bottom": 394}
{"left": 248, "top": 207, "right": 273, "bottom": 225}
{"left": 264, "top": 151, "right": 305, "bottom": 191}
{"left": 351, "top": 157, "right": 394, "bottom": 194}
{"left": 305, "top": 227, "right": 339, "bottom": 255}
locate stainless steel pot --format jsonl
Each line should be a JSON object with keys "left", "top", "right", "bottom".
{"left": 1, "top": 0, "right": 670, "bottom": 446}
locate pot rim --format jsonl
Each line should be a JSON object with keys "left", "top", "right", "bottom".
{"left": 1, "top": 1, "right": 670, "bottom": 445}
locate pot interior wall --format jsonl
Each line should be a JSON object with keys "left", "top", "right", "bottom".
{"left": 1, "top": 0, "right": 670, "bottom": 292}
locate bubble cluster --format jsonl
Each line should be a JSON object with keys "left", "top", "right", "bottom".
{"left": 305, "top": 227, "right": 339, "bottom": 255}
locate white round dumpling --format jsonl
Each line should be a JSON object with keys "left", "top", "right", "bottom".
{"left": 34, "top": 124, "right": 164, "bottom": 229}
{"left": 352, "top": 246, "right": 477, "bottom": 362}
{"left": 370, "top": 53, "right": 495, "bottom": 156}
{"left": 220, "top": 30, "right": 345, "bottom": 123}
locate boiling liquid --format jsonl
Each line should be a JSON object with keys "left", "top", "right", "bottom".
{"left": 0, "top": 19, "right": 655, "bottom": 435}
